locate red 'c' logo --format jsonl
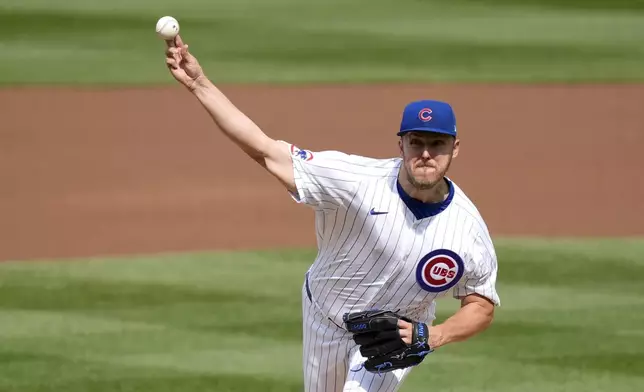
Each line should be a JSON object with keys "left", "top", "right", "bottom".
{"left": 418, "top": 108, "right": 433, "bottom": 122}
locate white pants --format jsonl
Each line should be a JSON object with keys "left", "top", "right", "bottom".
{"left": 301, "top": 282, "right": 414, "bottom": 392}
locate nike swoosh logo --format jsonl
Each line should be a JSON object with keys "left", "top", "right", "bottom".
{"left": 369, "top": 208, "right": 388, "bottom": 215}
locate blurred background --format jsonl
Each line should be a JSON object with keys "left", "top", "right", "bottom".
{"left": 0, "top": 1, "right": 643, "bottom": 391}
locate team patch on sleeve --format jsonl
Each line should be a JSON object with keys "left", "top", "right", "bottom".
{"left": 290, "top": 144, "right": 314, "bottom": 161}
{"left": 415, "top": 249, "right": 464, "bottom": 292}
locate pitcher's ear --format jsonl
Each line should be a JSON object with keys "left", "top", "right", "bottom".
{"left": 452, "top": 138, "right": 460, "bottom": 158}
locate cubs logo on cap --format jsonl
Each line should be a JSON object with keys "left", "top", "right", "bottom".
{"left": 415, "top": 249, "right": 464, "bottom": 292}
{"left": 398, "top": 100, "right": 457, "bottom": 137}
{"left": 418, "top": 108, "right": 433, "bottom": 122}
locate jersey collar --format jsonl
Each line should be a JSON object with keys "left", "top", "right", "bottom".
{"left": 396, "top": 177, "right": 455, "bottom": 220}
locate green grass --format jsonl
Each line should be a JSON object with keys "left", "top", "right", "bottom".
{"left": 0, "top": 0, "right": 643, "bottom": 84}
{"left": 1, "top": 238, "right": 643, "bottom": 391}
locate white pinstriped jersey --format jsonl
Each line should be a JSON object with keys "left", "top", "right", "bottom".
{"left": 285, "top": 142, "right": 500, "bottom": 328}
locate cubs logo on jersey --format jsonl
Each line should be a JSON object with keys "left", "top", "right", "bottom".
{"left": 415, "top": 249, "right": 464, "bottom": 293}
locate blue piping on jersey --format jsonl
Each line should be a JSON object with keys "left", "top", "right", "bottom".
{"left": 396, "top": 178, "right": 454, "bottom": 220}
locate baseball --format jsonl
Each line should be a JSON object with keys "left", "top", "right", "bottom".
{"left": 156, "top": 16, "right": 180, "bottom": 40}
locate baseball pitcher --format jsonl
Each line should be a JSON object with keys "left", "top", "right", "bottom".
{"left": 164, "top": 35, "right": 500, "bottom": 392}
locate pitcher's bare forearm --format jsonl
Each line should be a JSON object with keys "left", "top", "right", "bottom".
{"left": 164, "top": 37, "right": 293, "bottom": 190}
{"left": 429, "top": 294, "right": 495, "bottom": 349}
{"left": 189, "top": 77, "right": 270, "bottom": 160}
{"left": 189, "top": 76, "right": 295, "bottom": 191}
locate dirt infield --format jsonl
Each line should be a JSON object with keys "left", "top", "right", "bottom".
{"left": 1, "top": 84, "right": 642, "bottom": 261}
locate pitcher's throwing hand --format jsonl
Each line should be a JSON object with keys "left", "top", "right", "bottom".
{"left": 164, "top": 35, "right": 204, "bottom": 91}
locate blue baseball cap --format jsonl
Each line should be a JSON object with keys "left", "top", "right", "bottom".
{"left": 397, "top": 100, "right": 457, "bottom": 137}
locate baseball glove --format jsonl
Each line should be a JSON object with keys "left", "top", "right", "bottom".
{"left": 343, "top": 309, "right": 433, "bottom": 374}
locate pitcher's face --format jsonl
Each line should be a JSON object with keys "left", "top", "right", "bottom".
{"left": 399, "top": 132, "right": 460, "bottom": 190}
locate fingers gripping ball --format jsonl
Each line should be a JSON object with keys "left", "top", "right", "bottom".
{"left": 343, "top": 310, "right": 433, "bottom": 374}
{"left": 156, "top": 16, "right": 180, "bottom": 40}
